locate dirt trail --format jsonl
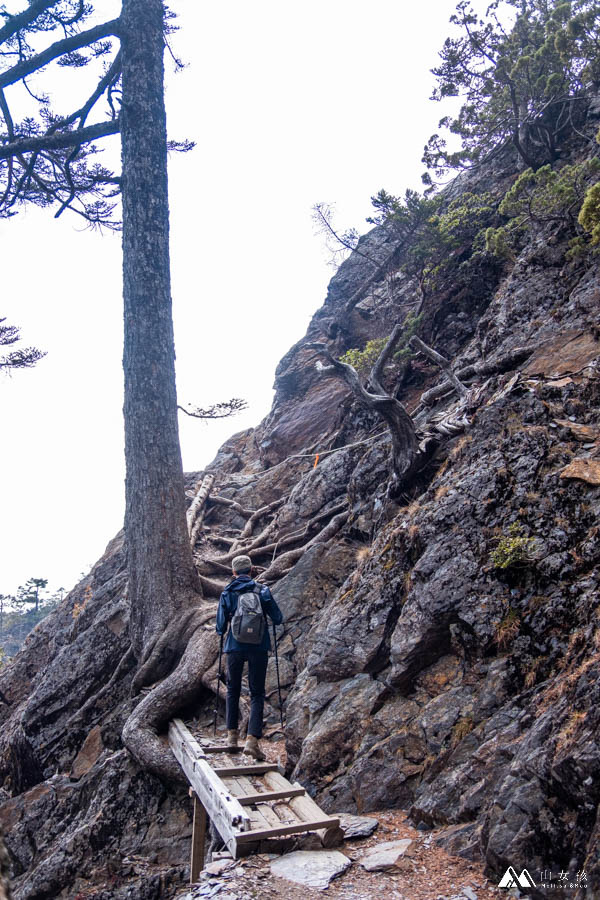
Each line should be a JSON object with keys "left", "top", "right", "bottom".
{"left": 175, "top": 808, "right": 503, "bottom": 900}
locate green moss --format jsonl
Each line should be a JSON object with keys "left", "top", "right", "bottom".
{"left": 339, "top": 313, "right": 423, "bottom": 376}
{"left": 491, "top": 523, "right": 536, "bottom": 570}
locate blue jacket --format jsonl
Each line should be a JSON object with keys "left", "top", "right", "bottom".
{"left": 216, "top": 575, "right": 283, "bottom": 653}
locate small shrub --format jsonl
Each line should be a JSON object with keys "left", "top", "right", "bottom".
{"left": 487, "top": 158, "right": 600, "bottom": 259}
{"left": 491, "top": 523, "right": 536, "bottom": 570}
{"left": 340, "top": 337, "right": 388, "bottom": 375}
{"left": 524, "top": 655, "right": 546, "bottom": 688}
{"left": 555, "top": 710, "right": 587, "bottom": 756}
{"left": 495, "top": 608, "right": 521, "bottom": 649}
{"left": 578, "top": 181, "right": 600, "bottom": 245}
{"left": 340, "top": 312, "right": 423, "bottom": 376}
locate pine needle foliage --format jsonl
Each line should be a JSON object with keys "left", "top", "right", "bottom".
{"left": 366, "top": 187, "right": 499, "bottom": 296}
{"left": 578, "top": 180, "right": 600, "bottom": 243}
{"left": 485, "top": 156, "right": 600, "bottom": 256}
{"left": 423, "top": 0, "right": 600, "bottom": 185}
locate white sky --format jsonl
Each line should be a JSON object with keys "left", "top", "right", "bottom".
{"left": 1, "top": 0, "right": 470, "bottom": 596}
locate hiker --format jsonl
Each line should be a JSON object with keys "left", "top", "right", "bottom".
{"left": 216, "top": 555, "right": 283, "bottom": 760}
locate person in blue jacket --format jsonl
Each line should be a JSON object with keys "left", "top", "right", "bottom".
{"left": 216, "top": 554, "right": 283, "bottom": 760}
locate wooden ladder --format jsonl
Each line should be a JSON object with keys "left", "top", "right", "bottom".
{"left": 168, "top": 718, "right": 341, "bottom": 883}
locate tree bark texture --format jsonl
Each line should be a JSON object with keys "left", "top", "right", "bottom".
{"left": 121, "top": 0, "right": 200, "bottom": 657}
{"left": 0, "top": 829, "right": 11, "bottom": 900}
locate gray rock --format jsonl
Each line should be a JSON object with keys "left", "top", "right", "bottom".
{"left": 460, "top": 888, "right": 478, "bottom": 900}
{"left": 203, "top": 860, "right": 235, "bottom": 876}
{"left": 270, "top": 850, "right": 351, "bottom": 890}
{"left": 359, "top": 839, "right": 414, "bottom": 871}
{"left": 338, "top": 813, "right": 379, "bottom": 839}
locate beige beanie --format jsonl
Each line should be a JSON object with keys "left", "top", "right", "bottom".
{"left": 232, "top": 555, "right": 252, "bottom": 573}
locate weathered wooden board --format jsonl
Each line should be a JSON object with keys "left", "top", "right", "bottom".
{"left": 223, "top": 773, "right": 305, "bottom": 806}
{"left": 213, "top": 763, "right": 280, "bottom": 776}
{"left": 168, "top": 719, "right": 250, "bottom": 855}
{"left": 235, "top": 817, "right": 341, "bottom": 843}
{"left": 198, "top": 744, "right": 242, "bottom": 753}
{"left": 189, "top": 791, "right": 207, "bottom": 884}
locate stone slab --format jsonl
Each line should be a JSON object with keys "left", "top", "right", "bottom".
{"left": 270, "top": 849, "right": 351, "bottom": 890}
{"left": 359, "top": 838, "right": 414, "bottom": 871}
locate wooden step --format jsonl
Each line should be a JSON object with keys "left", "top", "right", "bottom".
{"left": 236, "top": 816, "right": 342, "bottom": 843}
{"left": 214, "top": 763, "right": 280, "bottom": 776}
{"left": 255, "top": 801, "right": 282, "bottom": 829}
{"left": 199, "top": 744, "right": 242, "bottom": 753}
{"left": 236, "top": 787, "right": 305, "bottom": 805}
{"left": 222, "top": 774, "right": 305, "bottom": 806}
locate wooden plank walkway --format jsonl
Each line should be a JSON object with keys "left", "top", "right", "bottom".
{"left": 168, "top": 718, "right": 341, "bottom": 881}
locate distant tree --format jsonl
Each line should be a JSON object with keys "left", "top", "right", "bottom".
{"left": 423, "top": 0, "right": 600, "bottom": 185}
{"left": 311, "top": 202, "right": 370, "bottom": 268}
{"left": 0, "top": 318, "right": 45, "bottom": 373}
{"left": 14, "top": 577, "right": 48, "bottom": 614}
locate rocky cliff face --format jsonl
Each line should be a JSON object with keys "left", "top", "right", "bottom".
{"left": 1, "top": 112, "right": 599, "bottom": 899}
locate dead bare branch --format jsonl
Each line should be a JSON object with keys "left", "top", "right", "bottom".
{"left": 409, "top": 335, "right": 468, "bottom": 398}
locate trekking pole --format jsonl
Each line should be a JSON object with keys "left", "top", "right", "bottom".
{"left": 272, "top": 622, "right": 284, "bottom": 730}
{"left": 213, "top": 632, "right": 224, "bottom": 736}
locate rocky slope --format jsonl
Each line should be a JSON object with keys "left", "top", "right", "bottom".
{"left": 1, "top": 106, "right": 600, "bottom": 899}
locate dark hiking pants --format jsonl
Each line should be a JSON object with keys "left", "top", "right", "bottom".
{"left": 225, "top": 649, "right": 269, "bottom": 738}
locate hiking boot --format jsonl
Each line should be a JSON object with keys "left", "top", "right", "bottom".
{"left": 243, "top": 734, "right": 265, "bottom": 761}
{"left": 226, "top": 730, "right": 239, "bottom": 750}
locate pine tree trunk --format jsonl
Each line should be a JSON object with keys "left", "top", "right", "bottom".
{"left": 120, "top": 0, "right": 200, "bottom": 658}
{"left": 0, "top": 829, "right": 11, "bottom": 900}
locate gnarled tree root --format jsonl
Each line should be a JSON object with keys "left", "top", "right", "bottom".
{"left": 122, "top": 605, "right": 220, "bottom": 782}
{"left": 132, "top": 606, "right": 204, "bottom": 694}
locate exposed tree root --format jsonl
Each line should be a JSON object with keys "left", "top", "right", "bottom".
{"left": 260, "top": 508, "right": 349, "bottom": 583}
{"left": 198, "top": 574, "right": 227, "bottom": 598}
{"left": 132, "top": 606, "right": 206, "bottom": 694}
{"left": 122, "top": 605, "right": 218, "bottom": 782}
{"left": 200, "top": 500, "right": 348, "bottom": 574}
{"left": 417, "top": 343, "right": 537, "bottom": 409}
{"left": 230, "top": 497, "right": 284, "bottom": 553}
{"left": 206, "top": 496, "right": 255, "bottom": 518}
{"left": 209, "top": 535, "right": 235, "bottom": 548}
{"left": 188, "top": 474, "right": 215, "bottom": 547}
{"left": 409, "top": 335, "right": 468, "bottom": 398}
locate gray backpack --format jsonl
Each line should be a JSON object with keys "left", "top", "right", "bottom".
{"left": 231, "top": 587, "right": 266, "bottom": 645}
